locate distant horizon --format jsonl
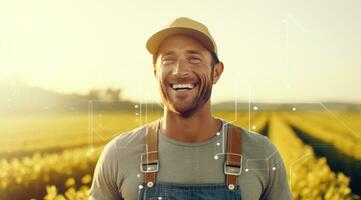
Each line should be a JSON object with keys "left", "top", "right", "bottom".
{"left": 1, "top": 76, "right": 360, "bottom": 105}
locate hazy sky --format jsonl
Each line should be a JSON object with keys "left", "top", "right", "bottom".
{"left": 1, "top": 0, "right": 360, "bottom": 103}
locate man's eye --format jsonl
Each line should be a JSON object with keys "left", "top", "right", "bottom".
{"left": 162, "top": 58, "right": 174, "bottom": 64}
{"left": 189, "top": 57, "right": 201, "bottom": 64}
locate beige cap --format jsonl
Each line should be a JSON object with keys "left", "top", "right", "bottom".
{"left": 146, "top": 17, "right": 218, "bottom": 56}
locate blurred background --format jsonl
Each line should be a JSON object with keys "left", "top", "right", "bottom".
{"left": 0, "top": 0, "right": 360, "bottom": 199}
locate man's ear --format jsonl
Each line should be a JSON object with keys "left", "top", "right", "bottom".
{"left": 212, "top": 62, "right": 224, "bottom": 84}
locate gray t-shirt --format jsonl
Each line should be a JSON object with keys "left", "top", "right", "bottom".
{"left": 89, "top": 119, "right": 292, "bottom": 200}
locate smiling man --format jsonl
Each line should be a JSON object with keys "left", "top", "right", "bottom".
{"left": 89, "top": 17, "right": 292, "bottom": 200}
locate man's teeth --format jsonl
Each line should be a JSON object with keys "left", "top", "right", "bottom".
{"left": 171, "top": 83, "right": 195, "bottom": 90}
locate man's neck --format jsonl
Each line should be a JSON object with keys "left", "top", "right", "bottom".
{"left": 160, "top": 101, "right": 222, "bottom": 143}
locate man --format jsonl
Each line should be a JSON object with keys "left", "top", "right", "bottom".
{"left": 89, "top": 17, "right": 292, "bottom": 200}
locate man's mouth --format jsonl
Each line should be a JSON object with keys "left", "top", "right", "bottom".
{"left": 170, "top": 83, "right": 196, "bottom": 91}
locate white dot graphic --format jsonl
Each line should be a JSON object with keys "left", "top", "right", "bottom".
{"left": 138, "top": 185, "right": 143, "bottom": 189}
{"left": 216, "top": 142, "right": 220, "bottom": 146}
{"left": 214, "top": 155, "right": 219, "bottom": 160}
{"left": 272, "top": 167, "right": 276, "bottom": 171}
{"left": 245, "top": 168, "right": 249, "bottom": 172}
{"left": 216, "top": 132, "right": 220, "bottom": 136}
{"left": 253, "top": 106, "right": 258, "bottom": 111}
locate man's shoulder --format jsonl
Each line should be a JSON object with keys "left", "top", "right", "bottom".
{"left": 227, "top": 122, "right": 266, "bottom": 143}
{"left": 105, "top": 123, "right": 148, "bottom": 151}
{"left": 99, "top": 124, "right": 148, "bottom": 158}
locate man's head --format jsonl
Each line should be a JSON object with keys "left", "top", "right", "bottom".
{"left": 146, "top": 17, "right": 224, "bottom": 117}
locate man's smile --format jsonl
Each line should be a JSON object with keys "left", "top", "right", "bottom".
{"left": 168, "top": 82, "right": 199, "bottom": 97}
{"left": 171, "top": 83, "right": 195, "bottom": 90}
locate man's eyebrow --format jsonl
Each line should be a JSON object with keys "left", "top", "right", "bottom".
{"left": 162, "top": 51, "right": 176, "bottom": 57}
{"left": 185, "top": 50, "right": 202, "bottom": 55}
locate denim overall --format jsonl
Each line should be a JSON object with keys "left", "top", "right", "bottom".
{"left": 138, "top": 120, "right": 243, "bottom": 200}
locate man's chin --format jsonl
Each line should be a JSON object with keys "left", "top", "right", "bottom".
{"left": 166, "top": 103, "right": 198, "bottom": 117}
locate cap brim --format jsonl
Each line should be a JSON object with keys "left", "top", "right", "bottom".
{"left": 146, "top": 27, "right": 216, "bottom": 55}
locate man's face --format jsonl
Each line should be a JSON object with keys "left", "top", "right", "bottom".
{"left": 154, "top": 34, "right": 218, "bottom": 117}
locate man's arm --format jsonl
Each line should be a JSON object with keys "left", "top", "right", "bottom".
{"left": 261, "top": 136, "right": 293, "bottom": 200}
{"left": 88, "top": 143, "right": 122, "bottom": 200}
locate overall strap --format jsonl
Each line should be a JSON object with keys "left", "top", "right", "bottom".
{"left": 224, "top": 123, "right": 243, "bottom": 190}
{"left": 141, "top": 119, "right": 160, "bottom": 188}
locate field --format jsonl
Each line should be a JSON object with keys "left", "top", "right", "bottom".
{"left": 0, "top": 110, "right": 360, "bottom": 200}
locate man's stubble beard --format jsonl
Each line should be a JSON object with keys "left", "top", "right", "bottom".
{"left": 157, "top": 69, "right": 214, "bottom": 118}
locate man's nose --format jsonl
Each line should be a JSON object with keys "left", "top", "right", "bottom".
{"left": 172, "top": 58, "right": 190, "bottom": 77}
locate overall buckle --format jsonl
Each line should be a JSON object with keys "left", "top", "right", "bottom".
{"left": 224, "top": 155, "right": 243, "bottom": 176}
{"left": 140, "top": 151, "right": 159, "bottom": 173}
{"left": 140, "top": 160, "right": 159, "bottom": 173}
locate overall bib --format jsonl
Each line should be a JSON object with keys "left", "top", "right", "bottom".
{"left": 138, "top": 120, "right": 244, "bottom": 200}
